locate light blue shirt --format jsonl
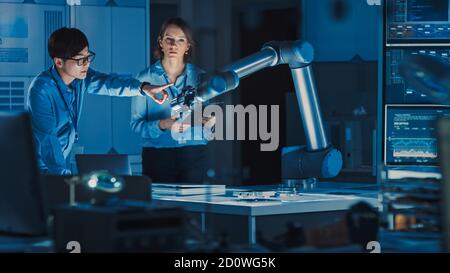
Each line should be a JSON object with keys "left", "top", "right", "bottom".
{"left": 131, "top": 60, "right": 209, "bottom": 148}
{"left": 27, "top": 65, "right": 144, "bottom": 175}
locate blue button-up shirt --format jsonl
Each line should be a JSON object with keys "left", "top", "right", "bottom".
{"left": 131, "top": 60, "right": 209, "bottom": 148}
{"left": 27, "top": 66, "right": 143, "bottom": 175}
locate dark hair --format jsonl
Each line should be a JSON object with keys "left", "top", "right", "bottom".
{"left": 153, "top": 17, "right": 195, "bottom": 62}
{"left": 48, "top": 27, "right": 89, "bottom": 59}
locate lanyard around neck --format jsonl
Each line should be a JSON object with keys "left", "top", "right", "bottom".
{"left": 164, "top": 73, "right": 188, "bottom": 98}
{"left": 51, "top": 73, "right": 79, "bottom": 140}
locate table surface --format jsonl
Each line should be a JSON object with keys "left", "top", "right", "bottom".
{"left": 153, "top": 181, "right": 379, "bottom": 216}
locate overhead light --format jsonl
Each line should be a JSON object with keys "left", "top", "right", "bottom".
{"left": 66, "top": 0, "right": 81, "bottom": 6}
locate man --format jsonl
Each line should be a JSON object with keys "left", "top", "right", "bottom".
{"left": 27, "top": 27, "right": 171, "bottom": 175}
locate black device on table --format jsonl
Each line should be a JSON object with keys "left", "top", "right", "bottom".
{"left": 53, "top": 203, "right": 185, "bottom": 253}
{"left": 75, "top": 154, "right": 132, "bottom": 176}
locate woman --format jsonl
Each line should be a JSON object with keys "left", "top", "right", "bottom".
{"left": 131, "top": 17, "right": 215, "bottom": 183}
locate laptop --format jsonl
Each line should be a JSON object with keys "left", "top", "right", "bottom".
{"left": 76, "top": 154, "right": 132, "bottom": 176}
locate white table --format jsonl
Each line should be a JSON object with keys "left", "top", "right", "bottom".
{"left": 153, "top": 182, "right": 379, "bottom": 245}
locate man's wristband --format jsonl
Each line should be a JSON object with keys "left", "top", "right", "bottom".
{"left": 139, "top": 82, "right": 150, "bottom": 95}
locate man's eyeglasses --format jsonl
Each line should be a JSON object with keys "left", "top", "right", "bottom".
{"left": 162, "top": 37, "right": 187, "bottom": 47}
{"left": 66, "top": 51, "right": 96, "bottom": 66}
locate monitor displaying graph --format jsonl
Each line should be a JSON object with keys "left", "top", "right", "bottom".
{"left": 385, "top": 105, "right": 450, "bottom": 165}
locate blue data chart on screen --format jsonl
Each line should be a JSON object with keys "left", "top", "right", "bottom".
{"left": 385, "top": 47, "right": 450, "bottom": 103}
{"left": 387, "top": 0, "right": 450, "bottom": 43}
{"left": 385, "top": 105, "right": 450, "bottom": 165}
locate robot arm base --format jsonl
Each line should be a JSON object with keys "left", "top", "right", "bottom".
{"left": 282, "top": 145, "right": 343, "bottom": 179}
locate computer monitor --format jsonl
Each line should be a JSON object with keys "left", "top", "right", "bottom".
{"left": 76, "top": 154, "right": 132, "bottom": 176}
{"left": 386, "top": 0, "right": 450, "bottom": 44}
{"left": 0, "top": 112, "right": 48, "bottom": 235}
{"left": 384, "top": 104, "right": 450, "bottom": 166}
{"left": 385, "top": 47, "right": 450, "bottom": 104}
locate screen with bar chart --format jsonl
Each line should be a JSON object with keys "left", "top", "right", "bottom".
{"left": 385, "top": 105, "right": 450, "bottom": 165}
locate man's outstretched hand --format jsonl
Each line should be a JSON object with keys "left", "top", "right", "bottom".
{"left": 142, "top": 83, "right": 173, "bottom": 104}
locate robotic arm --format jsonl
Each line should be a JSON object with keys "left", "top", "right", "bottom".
{"left": 171, "top": 40, "right": 343, "bottom": 180}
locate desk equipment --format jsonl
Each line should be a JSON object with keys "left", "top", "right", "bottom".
{"left": 152, "top": 183, "right": 226, "bottom": 196}
{"left": 50, "top": 171, "right": 184, "bottom": 253}
{"left": 53, "top": 203, "right": 185, "bottom": 253}
{"left": 43, "top": 175, "right": 151, "bottom": 209}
